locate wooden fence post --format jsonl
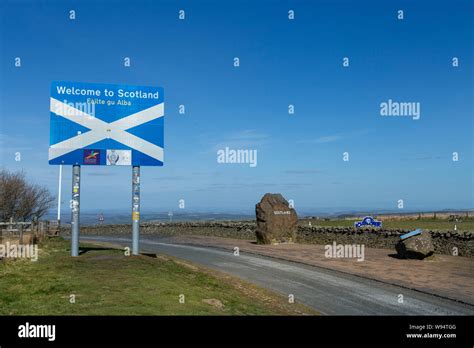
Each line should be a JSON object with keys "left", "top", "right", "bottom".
{"left": 19, "top": 223, "right": 24, "bottom": 244}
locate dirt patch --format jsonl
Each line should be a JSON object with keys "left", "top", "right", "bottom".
{"left": 173, "top": 259, "right": 199, "bottom": 271}
{"left": 86, "top": 254, "right": 124, "bottom": 261}
{"left": 155, "top": 255, "right": 170, "bottom": 262}
{"left": 202, "top": 298, "right": 224, "bottom": 309}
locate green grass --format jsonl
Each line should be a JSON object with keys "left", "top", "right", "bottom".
{"left": 0, "top": 238, "right": 314, "bottom": 315}
{"left": 299, "top": 218, "right": 474, "bottom": 232}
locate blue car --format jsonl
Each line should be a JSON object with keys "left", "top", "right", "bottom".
{"left": 354, "top": 216, "right": 382, "bottom": 228}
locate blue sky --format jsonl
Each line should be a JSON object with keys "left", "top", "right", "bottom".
{"left": 0, "top": 0, "right": 472, "bottom": 216}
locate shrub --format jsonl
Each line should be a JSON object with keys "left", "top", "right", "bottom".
{"left": 0, "top": 169, "right": 54, "bottom": 222}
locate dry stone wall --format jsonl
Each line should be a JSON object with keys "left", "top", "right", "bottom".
{"left": 64, "top": 221, "right": 473, "bottom": 257}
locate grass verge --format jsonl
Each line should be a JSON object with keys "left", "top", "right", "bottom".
{"left": 0, "top": 237, "right": 315, "bottom": 315}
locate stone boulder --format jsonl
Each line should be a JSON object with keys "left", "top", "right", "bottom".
{"left": 255, "top": 193, "right": 297, "bottom": 244}
{"left": 395, "top": 230, "right": 434, "bottom": 259}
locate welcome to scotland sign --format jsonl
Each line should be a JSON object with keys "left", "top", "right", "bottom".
{"left": 49, "top": 81, "right": 164, "bottom": 166}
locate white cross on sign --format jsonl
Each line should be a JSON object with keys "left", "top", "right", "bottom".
{"left": 48, "top": 98, "right": 164, "bottom": 162}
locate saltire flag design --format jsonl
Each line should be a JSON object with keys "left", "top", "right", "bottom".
{"left": 49, "top": 81, "right": 164, "bottom": 166}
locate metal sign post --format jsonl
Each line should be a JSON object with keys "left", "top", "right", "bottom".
{"left": 57, "top": 164, "right": 62, "bottom": 226}
{"left": 132, "top": 166, "right": 140, "bottom": 255}
{"left": 71, "top": 165, "right": 81, "bottom": 257}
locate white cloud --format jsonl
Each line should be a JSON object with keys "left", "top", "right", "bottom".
{"left": 298, "top": 129, "right": 371, "bottom": 144}
{"left": 314, "top": 135, "right": 342, "bottom": 143}
{"left": 207, "top": 129, "right": 269, "bottom": 153}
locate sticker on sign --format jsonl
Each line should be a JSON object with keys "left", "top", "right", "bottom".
{"left": 106, "top": 149, "right": 131, "bottom": 165}
{"left": 49, "top": 81, "right": 164, "bottom": 166}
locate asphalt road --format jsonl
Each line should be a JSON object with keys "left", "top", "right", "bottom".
{"left": 79, "top": 235, "right": 474, "bottom": 315}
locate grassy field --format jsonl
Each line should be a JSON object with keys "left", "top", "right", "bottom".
{"left": 299, "top": 218, "right": 474, "bottom": 232}
{"left": 0, "top": 238, "right": 314, "bottom": 315}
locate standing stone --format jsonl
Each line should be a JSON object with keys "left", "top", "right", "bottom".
{"left": 255, "top": 193, "right": 297, "bottom": 244}
{"left": 395, "top": 230, "right": 435, "bottom": 259}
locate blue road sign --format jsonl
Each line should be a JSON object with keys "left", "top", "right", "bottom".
{"left": 354, "top": 216, "right": 382, "bottom": 228}
{"left": 49, "top": 81, "right": 164, "bottom": 166}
